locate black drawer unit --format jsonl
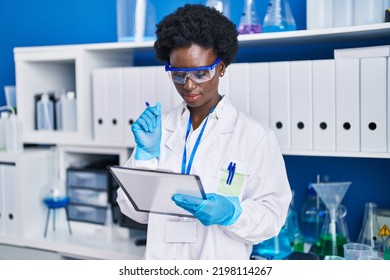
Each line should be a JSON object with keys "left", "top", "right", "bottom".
{"left": 66, "top": 167, "right": 111, "bottom": 225}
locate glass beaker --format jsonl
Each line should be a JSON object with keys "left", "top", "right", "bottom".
{"left": 237, "top": 0, "right": 262, "bottom": 34}
{"left": 357, "top": 202, "right": 382, "bottom": 256}
{"left": 312, "top": 182, "right": 351, "bottom": 257}
{"left": 262, "top": 0, "right": 296, "bottom": 32}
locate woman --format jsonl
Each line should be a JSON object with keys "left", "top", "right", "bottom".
{"left": 117, "top": 4, "right": 292, "bottom": 260}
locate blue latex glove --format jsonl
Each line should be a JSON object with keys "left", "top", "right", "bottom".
{"left": 171, "top": 193, "right": 242, "bottom": 226}
{"left": 131, "top": 102, "right": 162, "bottom": 160}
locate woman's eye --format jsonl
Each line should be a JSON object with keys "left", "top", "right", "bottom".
{"left": 194, "top": 71, "right": 207, "bottom": 79}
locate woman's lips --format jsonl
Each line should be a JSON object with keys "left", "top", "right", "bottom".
{"left": 183, "top": 93, "right": 201, "bottom": 103}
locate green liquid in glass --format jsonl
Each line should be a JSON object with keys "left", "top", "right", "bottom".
{"left": 316, "top": 234, "right": 348, "bottom": 257}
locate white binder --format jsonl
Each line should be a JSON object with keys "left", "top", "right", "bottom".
{"left": 228, "top": 63, "right": 250, "bottom": 114}
{"left": 360, "top": 57, "right": 387, "bottom": 152}
{"left": 92, "top": 68, "right": 109, "bottom": 142}
{"left": 106, "top": 68, "right": 124, "bottom": 143}
{"left": 219, "top": 67, "right": 230, "bottom": 97}
{"left": 154, "top": 66, "right": 175, "bottom": 113}
{"left": 335, "top": 59, "right": 360, "bottom": 152}
{"left": 122, "top": 67, "right": 141, "bottom": 147}
{"left": 269, "top": 61, "right": 291, "bottom": 150}
{"left": 249, "top": 62, "right": 270, "bottom": 126}
{"left": 312, "top": 60, "right": 336, "bottom": 151}
{"left": 3, "top": 164, "right": 17, "bottom": 236}
{"left": 388, "top": 57, "right": 390, "bottom": 152}
{"left": 0, "top": 164, "right": 5, "bottom": 234}
{"left": 290, "top": 60, "right": 313, "bottom": 150}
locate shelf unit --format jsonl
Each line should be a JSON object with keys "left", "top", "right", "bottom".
{"left": 6, "top": 23, "right": 390, "bottom": 259}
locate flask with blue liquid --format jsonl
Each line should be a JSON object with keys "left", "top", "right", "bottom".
{"left": 262, "top": 0, "right": 296, "bottom": 32}
{"left": 237, "top": 0, "right": 262, "bottom": 34}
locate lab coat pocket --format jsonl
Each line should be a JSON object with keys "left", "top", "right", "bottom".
{"left": 164, "top": 218, "right": 197, "bottom": 243}
{"left": 217, "top": 160, "right": 247, "bottom": 196}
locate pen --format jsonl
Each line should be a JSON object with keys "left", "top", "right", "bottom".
{"left": 226, "top": 162, "right": 233, "bottom": 185}
{"left": 145, "top": 101, "right": 150, "bottom": 107}
{"left": 230, "top": 163, "right": 236, "bottom": 185}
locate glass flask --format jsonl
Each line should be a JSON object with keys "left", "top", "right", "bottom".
{"left": 262, "top": 0, "right": 296, "bottom": 32}
{"left": 252, "top": 226, "right": 292, "bottom": 260}
{"left": 312, "top": 182, "right": 351, "bottom": 258}
{"left": 285, "top": 191, "right": 304, "bottom": 252}
{"left": 237, "top": 0, "right": 262, "bottom": 34}
{"left": 357, "top": 202, "right": 382, "bottom": 256}
{"left": 300, "top": 184, "right": 326, "bottom": 245}
{"left": 384, "top": 235, "right": 390, "bottom": 260}
{"left": 252, "top": 192, "right": 302, "bottom": 259}
{"left": 205, "top": 0, "right": 230, "bottom": 19}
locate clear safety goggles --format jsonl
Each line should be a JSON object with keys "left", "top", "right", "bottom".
{"left": 165, "top": 58, "right": 221, "bottom": 84}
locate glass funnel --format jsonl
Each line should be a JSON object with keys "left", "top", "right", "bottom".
{"left": 311, "top": 182, "right": 351, "bottom": 257}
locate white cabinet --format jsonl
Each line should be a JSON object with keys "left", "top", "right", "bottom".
{"left": 0, "top": 149, "right": 52, "bottom": 243}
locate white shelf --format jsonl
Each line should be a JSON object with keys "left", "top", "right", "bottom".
{"left": 238, "top": 23, "right": 390, "bottom": 47}
{"left": 282, "top": 150, "right": 390, "bottom": 159}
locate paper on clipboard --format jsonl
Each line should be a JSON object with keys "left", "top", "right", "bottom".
{"left": 108, "top": 166, "right": 206, "bottom": 217}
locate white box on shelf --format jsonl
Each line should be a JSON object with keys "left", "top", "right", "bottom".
{"left": 290, "top": 60, "right": 313, "bottom": 151}
{"left": 334, "top": 45, "right": 390, "bottom": 59}
{"left": 360, "top": 57, "right": 387, "bottom": 152}
{"left": 312, "top": 60, "right": 336, "bottom": 151}
{"left": 335, "top": 59, "right": 360, "bottom": 152}
{"left": 269, "top": 61, "right": 291, "bottom": 150}
{"left": 228, "top": 63, "right": 250, "bottom": 115}
{"left": 249, "top": 62, "right": 270, "bottom": 126}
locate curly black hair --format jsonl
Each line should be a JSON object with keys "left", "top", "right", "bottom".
{"left": 154, "top": 4, "right": 239, "bottom": 67}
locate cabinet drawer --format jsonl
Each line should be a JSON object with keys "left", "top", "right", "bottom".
{"left": 68, "top": 205, "right": 106, "bottom": 225}
{"left": 67, "top": 170, "right": 109, "bottom": 190}
{"left": 68, "top": 188, "right": 108, "bottom": 207}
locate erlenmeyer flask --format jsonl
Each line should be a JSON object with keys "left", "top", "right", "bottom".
{"left": 252, "top": 226, "right": 292, "bottom": 259}
{"left": 312, "top": 182, "right": 351, "bottom": 257}
{"left": 357, "top": 202, "right": 382, "bottom": 255}
{"left": 238, "top": 0, "right": 262, "bottom": 34}
{"left": 262, "top": 0, "right": 296, "bottom": 32}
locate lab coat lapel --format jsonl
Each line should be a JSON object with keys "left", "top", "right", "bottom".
{"left": 164, "top": 109, "right": 185, "bottom": 159}
{"left": 195, "top": 98, "right": 236, "bottom": 160}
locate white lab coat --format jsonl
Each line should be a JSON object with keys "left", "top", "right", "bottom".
{"left": 117, "top": 96, "right": 292, "bottom": 259}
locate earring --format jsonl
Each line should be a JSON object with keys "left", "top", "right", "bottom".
{"left": 220, "top": 72, "right": 224, "bottom": 77}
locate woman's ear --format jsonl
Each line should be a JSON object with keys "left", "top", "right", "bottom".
{"left": 219, "top": 62, "right": 226, "bottom": 77}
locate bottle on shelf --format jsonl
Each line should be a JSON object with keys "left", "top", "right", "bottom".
{"left": 55, "top": 93, "right": 64, "bottom": 131}
{"left": 262, "top": 0, "right": 296, "bottom": 32}
{"left": 36, "top": 93, "right": 54, "bottom": 131}
{"left": 333, "top": 0, "right": 354, "bottom": 27}
{"left": 61, "top": 91, "right": 77, "bottom": 132}
{"left": 357, "top": 202, "right": 382, "bottom": 256}
{"left": 5, "top": 115, "right": 23, "bottom": 153}
{"left": 300, "top": 177, "right": 326, "bottom": 246}
{"left": 306, "top": 0, "right": 333, "bottom": 30}
{"left": 116, "top": 0, "right": 156, "bottom": 42}
{"left": 237, "top": 0, "right": 262, "bottom": 34}
{"left": 0, "top": 111, "right": 10, "bottom": 151}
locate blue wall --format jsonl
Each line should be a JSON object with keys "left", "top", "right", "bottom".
{"left": 0, "top": 0, "right": 389, "bottom": 242}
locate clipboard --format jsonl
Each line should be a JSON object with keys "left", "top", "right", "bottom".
{"left": 108, "top": 166, "right": 206, "bottom": 217}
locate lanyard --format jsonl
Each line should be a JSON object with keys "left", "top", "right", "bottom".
{"left": 181, "top": 109, "right": 214, "bottom": 175}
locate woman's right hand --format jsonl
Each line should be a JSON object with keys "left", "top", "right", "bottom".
{"left": 131, "top": 102, "right": 162, "bottom": 160}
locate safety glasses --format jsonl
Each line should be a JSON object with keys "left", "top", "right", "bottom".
{"left": 165, "top": 58, "right": 221, "bottom": 84}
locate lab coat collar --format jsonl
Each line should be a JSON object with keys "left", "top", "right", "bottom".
{"left": 164, "top": 96, "right": 237, "bottom": 159}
